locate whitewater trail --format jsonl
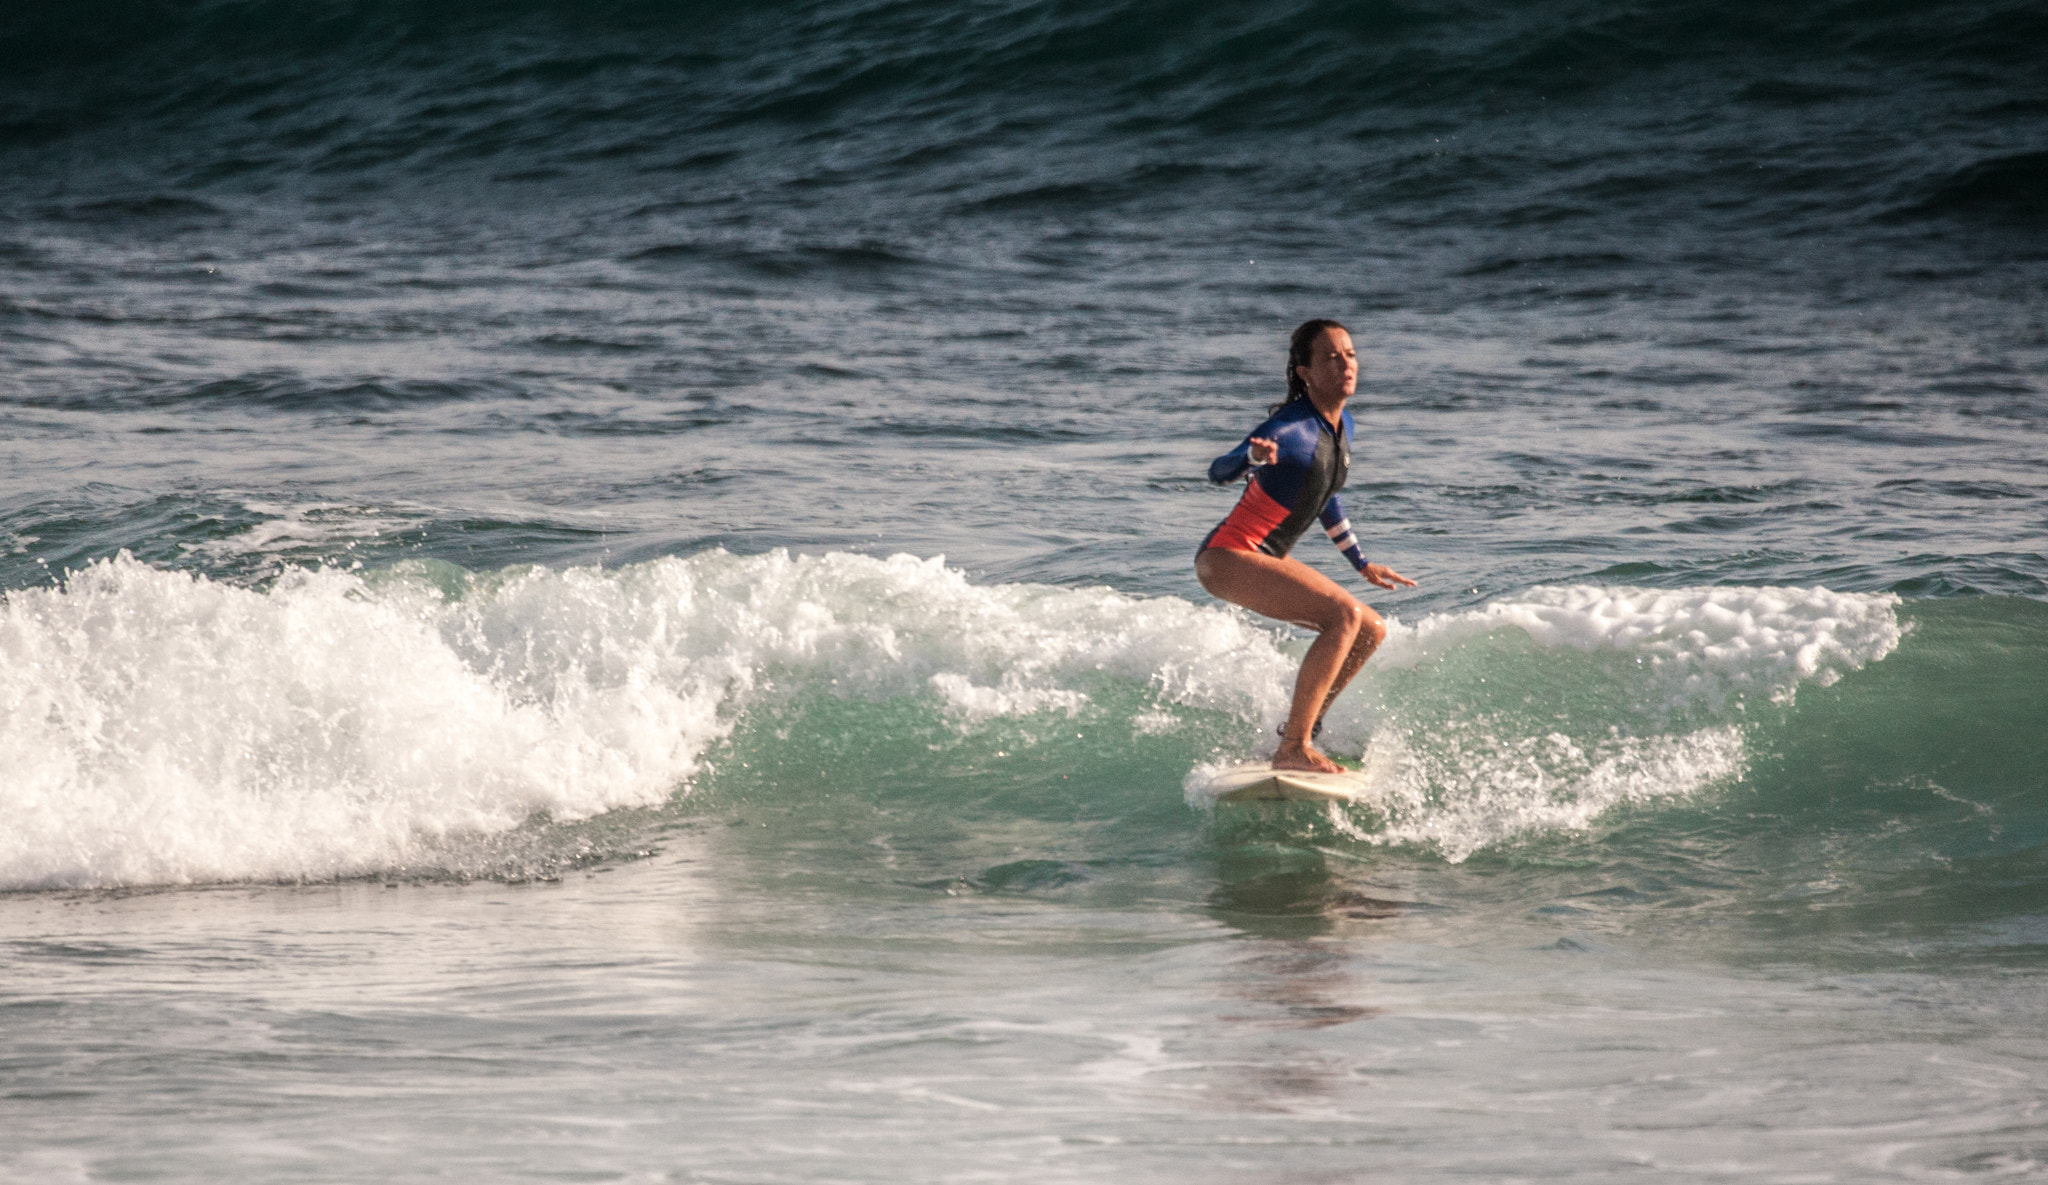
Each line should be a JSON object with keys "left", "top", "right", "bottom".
{"left": 3, "top": 552, "right": 1902, "bottom": 887}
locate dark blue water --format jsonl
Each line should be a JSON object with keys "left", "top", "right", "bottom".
{"left": 3, "top": 2, "right": 2046, "bottom": 1180}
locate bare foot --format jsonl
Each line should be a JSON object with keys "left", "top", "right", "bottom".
{"left": 1271, "top": 740, "right": 1344, "bottom": 774}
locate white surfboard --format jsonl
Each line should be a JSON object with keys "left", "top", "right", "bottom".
{"left": 1202, "top": 761, "right": 1371, "bottom": 805}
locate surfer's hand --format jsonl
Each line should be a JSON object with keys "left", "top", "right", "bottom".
{"left": 1247, "top": 436, "right": 1278, "bottom": 466}
{"left": 1364, "top": 562, "right": 1416, "bottom": 589}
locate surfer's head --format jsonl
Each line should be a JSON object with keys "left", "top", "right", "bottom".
{"left": 1282, "top": 318, "right": 1353, "bottom": 407}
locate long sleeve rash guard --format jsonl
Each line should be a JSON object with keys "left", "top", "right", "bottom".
{"left": 1201, "top": 399, "right": 1371, "bottom": 574}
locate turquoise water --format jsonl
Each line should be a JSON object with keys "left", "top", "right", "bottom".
{"left": 3, "top": 0, "right": 2047, "bottom": 1179}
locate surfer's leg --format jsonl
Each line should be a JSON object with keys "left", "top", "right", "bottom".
{"left": 1195, "top": 547, "right": 1364, "bottom": 774}
{"left": 1316, "top": 607, "right": 1387, "bottom": 723}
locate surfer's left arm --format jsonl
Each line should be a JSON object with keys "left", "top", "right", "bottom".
{"left": 1320, "top": 496, "right": 1416, "bottom": 590}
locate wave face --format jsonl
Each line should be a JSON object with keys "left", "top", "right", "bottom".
{"left": 1228, "top": 583, "right": 1909, "bottom": 861}
{"left": 0, "top": 552, "right": 1938, "bottom": 889}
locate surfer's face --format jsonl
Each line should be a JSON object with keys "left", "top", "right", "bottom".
{"left": 1295, "top": 327, "right": 1357, "bottom": 402}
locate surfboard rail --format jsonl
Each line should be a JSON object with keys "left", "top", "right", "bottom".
{"left": 1201, "top": 761, "right": 1370, "bottom": 805}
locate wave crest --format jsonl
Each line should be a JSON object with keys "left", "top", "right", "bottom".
{"left": 0, "top": 553, "right": 1907, "bottom": 887}
{"left": 0, "top": 550, "right": 1277, "bottom": 888}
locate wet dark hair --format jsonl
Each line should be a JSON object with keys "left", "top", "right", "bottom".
{"left": 1275, "top": 318, "right": 1349, "bottom": 411}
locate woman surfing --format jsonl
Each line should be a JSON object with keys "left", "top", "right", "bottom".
{"left": 1196, "top": 319, "right": 1415, "bottom": 774}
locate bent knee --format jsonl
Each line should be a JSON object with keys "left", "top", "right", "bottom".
{"left": 1332, "top": 602, "right": 1390, "bottom": 650}
{"left": 1321, "top": 598, "right": 1372, "bottom": 638}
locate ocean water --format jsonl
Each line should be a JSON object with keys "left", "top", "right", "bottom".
{"left": 3, "top": 0, "right": 2047, "bottom": 1180}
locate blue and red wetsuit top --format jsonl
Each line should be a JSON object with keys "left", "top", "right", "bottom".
{"left": 1201, "top": 398, "right": 1371, "bottom": 574}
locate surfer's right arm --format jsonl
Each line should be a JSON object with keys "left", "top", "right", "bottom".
{"left": 1208, "top": 435, "right": 1279, "bottom": 483}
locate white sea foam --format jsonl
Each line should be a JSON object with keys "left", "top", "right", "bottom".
{"left": 1381, "top": 583, "right": 1906, "bottom": 709}
{"left": 0, "top": 550, "right": 1282, "bottom": 889}
{"left": 927, "top": 673, "right": 1090, "bottom": 721}
{"left": 0, "top": 556, "right": 1903, "bottom": 886}
{"left": 1352, "top": 724, "right": 1748, "bottom": 862}
{"left": 1186, "top": 724, "right": 1749, "bottom": 863}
